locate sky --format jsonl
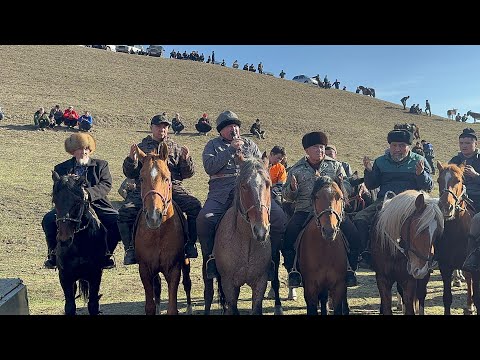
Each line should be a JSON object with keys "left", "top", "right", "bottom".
{"left": 157, "top": 45, "right": 480, "bottom": 123}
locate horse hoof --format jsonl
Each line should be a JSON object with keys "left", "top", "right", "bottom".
{"left": 287, "top": 288, "right": 297, "bottom": 301}
{"left": 463, "top": 307, "right": 474, "bottom": 315}
{"left": 185, "top": 305, "right": 193, "bottom": 315}
{"left": 274, "top": 305, "right": 284, "bottom": 315}
{"left": 265, "top": 287, "right": 275, "bottom": 300}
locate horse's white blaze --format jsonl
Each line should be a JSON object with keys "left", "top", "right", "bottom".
{"left": 428, "top": 218, "right": 437, "bottom": 245}
{"left": 443, "top": 171, "right": 452, "bottom": 192}
{"left": 150, "top": 166, "right": 158, "bottom": 183}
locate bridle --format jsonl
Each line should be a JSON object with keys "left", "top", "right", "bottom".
{"left": 238, "top": 185, "right": 270, "bottom": 224}
{"left": 55, "top": 194, "right": 90, "bottom": 245}
{"left": 313, "top": 187, "right": 345, "bottom": 232}
{"left": 440, "top": 181, "right": 467, "bottom": 214}
{"left": 142, "top": 178, "right": 172, "bottom": 218}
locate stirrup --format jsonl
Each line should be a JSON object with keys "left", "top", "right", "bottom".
{"left": 288, "top": 269, "right": 302, "bottom": 288}
{"left": 206, "top": 256, "right": 217, "bottom": 280}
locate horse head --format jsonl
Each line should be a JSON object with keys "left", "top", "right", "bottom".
{"left": 52, "top": 171, "right": 90, "bottom": 242}
{"left": 437, "top": 161, "right": 466, "bottom": 221}
{"left": 311, "top": 176, "right": 345, "bottom": 241}
{"left": 234, "top": 151, "right": 271, "bottom": 242}
{"left": 401, "top": 193, "right": 443, "bottom": 279}
{"left": 137, "top": 142, "right": 172, "bottom": 229}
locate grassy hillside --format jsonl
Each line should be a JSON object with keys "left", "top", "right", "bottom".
{"left": 0, "top": 45, "right": 473, "bottom": 315}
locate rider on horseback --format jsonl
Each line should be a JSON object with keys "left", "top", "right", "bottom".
{"left": 282, "top": 132, "right": 361, "bottom": 288}
{"left": 354, "top": 129, "right": 434, "bottom": 269}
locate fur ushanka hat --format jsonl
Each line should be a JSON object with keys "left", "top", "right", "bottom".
{"left": 65, "top": 133, "right": 96, "bottom": 155}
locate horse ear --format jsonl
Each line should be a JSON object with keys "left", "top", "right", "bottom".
{"left": 52, "top": 170, "right": 61, "bottom": 183}
{"left": 436, "top": 160, "right": 444, "bottom": 173}
{"left": 136, "top": 146, "right": 147, "bottom": 163}
{"left": 158, "top": 142, "right": 169, "bottom": 161}
{"left": 459, "top": 160, "right": 467, "bottom": 172}
{"left": 261, "top": 151, "right": 269, "bottom": 168}
{"left": 415, "top": 193, "right": 426, "bottom": 213}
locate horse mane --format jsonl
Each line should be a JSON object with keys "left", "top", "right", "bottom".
{"left": 375, "top": 190, "right": 443, "bottom": 256}
{"left": 233, "top": 156, "right": 271, "bottom": 226}
{"left": 52, "top": 174, "right": 84, "bottom": 202}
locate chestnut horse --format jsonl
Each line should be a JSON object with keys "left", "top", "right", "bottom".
{"left": 214, "top": 153, "right": 273, "bottom": 315}
{"left": 371, "top": 190, "right": 443, "bottom": 315}
{"left": 51, "top": 173, "right": 107, "bottom": 315}
{"left": 135, "top": 143, "right": 192, "bottom": 315}
{"left": 436, "top": 162, "right": 479, "bottom": 315}
{"left": 297, "top": 176, "right": 348, "bottom": 315}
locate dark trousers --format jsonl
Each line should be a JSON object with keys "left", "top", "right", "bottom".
{"left": 42, "top": 207, "right": 120, "bottom": 255}
{"left": 196, "top": 190, "right": 287, "bottom": 257}
{"left": 282, "top": 211, "right": 360, "bottom": 271}
{"left": 426, "top": 156, "right": 435, "bottom": 175}
{"left": 64, "top": 118, "right": 77, "bottom": 127}
{"left": 79, "top": 121, "right": 92, "bottom": 131}
{"left": 117, "top": 184, "right": 201, "bottom": 247}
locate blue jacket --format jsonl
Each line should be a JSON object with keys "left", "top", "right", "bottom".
{"left": 79, "top": 114, "right": 93, "bottom": 125}
{"left": 364, "top": 151, "right": 433, "bottom": 198}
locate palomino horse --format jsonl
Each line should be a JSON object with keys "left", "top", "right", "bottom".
{"left": 447, "top": 109, "right": 457, "bottom": 120}
{"left": 214, "top": 153, "right": 274, "bottom": 315}
{"left": 371, "top": 190, "right": 443, "bottom": 315}
{"left": 52, "top": 172, "right": 108, "bottom": 315}
{"left": 297, "top": 176, "right": 348, "bottom": 315}
{"left": 467, "top": 111, "right": 480, "bottom": 124}
{"left": 135, "top": 143, "right": 192, "bottom": 315}
{"left": 436, "top": 161, "right": 479, "bottom": 315}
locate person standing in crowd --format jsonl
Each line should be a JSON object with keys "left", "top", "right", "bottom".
{"left": 400, "top": 96, "right": 410, "bottom": 110}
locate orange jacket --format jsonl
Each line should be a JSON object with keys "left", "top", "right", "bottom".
{"left": 269, "top": 163, "right": 286, "bottom": 185}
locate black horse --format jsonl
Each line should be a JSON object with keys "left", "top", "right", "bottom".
{"left": 52, "top": 172, "right": 108, "bottom": 315}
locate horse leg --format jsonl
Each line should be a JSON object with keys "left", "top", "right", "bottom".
{"left": 331, "top": 284, "right": 348, "bottom": 316}
{"left": 400, "top": 280, "right": 416, "bottom": 315}
{"left": 271, "top": 243, "right": 283, "bottom": 315}
{"left": 59, "top": 273, "right": 76, "bottom": 315}
{"left": 182, "top": 259, "right": 193, "bottom": 315}
{"left": 472, "top": 272, "right": 480, "bottom": 315}
{"left": 251, "top": 276, "right": 269, "bottom": 315}
{"left": 153, "top": 274, "right": 161, "bottom": 315}
{"left": 318, "top": 291, "right": 328, "bottom": 315}
{"left": 439, "top": 266, "right": 454, "bottom": 315}
{"left": 202, "top": 258, "right": 214, "bottom": 315}
{"left": 139, "top": 263, "right": 156, "bottom": 315}
{"left": 464, "top": 271, "right": 475, "bottom": 315}
{"left": 164, "top": 264, "right": 182, "bottom": 315}
{"left": 304, "top": 284, "right": 319, "bottom": 315}
{"left": 376, "top": 275, "right": 394, "bottom": 315}
{"left": 416, "top": 274, "right": 430, "bottom": 315}
{"left": 221, "top": 279, "right": 240, "bottom": 315}
{"left": 87, "top": 271, "right": 102, "bottom": 315}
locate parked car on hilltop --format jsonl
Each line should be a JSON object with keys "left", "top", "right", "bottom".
{"left": 146, "top": 45, "right": 164, "bottom": 57}
{"left": 292, "top": 75, "right": 319, "bottom": 86}
{"left": 92, "top": 45, "right": 116, "bottom": 52}
{"left": 116, "top": 45, "right": 144, "bottom": 55}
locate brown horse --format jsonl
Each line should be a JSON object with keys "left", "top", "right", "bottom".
{"left": 358, "top": 85, "right": 375, "bottom": 97}
{"left": 214, "top": 153, "right": 273, "bottom": 315}
{"left": 297, "top": 176, "right": 348, "bottom": 315}
{"left": 436, "top": 161, "right": 479, "bottom": 315}
{"left": 135, "top": 143, "right": 192, "bottom": 315}
{"left": 371, "top": 190, "right": 443, "bottom": 315}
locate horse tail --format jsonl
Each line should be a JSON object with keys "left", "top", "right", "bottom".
{"left": 78, "top": 280, "right": 89, "bottom": 303}
{"left": 216, "top": 275, "right": 226, "bottom": 314}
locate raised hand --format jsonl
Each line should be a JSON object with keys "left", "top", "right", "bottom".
{"left": 363, "top": 156, "right": 373, "bottom": 171}
{"left": 415, "top": 159, "right": 424, "bottom": 175}
{"left": 290, "top": 175, "right": 298, "bottom": 191}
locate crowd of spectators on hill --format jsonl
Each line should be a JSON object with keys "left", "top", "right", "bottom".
{"left": 32, "top": 105, "right": 93, "bottom": 132}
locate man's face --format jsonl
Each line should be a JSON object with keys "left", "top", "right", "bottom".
{"left": 325, "top": 149, "right": 337, "bottom": 159}
{"left": 389, "top": 142, "right": 409, "bottom": 162}
{"left": 73, "top": 147, "right": 90, "bottom": 165}
{"left": 220, "top": 124, "right": 240, "bottom": 140}
{"left": 151, "top": 123, "right": 169, "bottom": 141}
{"left": 269, "top": 152, "right": 284, "bottom": 165}
{"left": 459, "top": 136, "right": 477, "bottom": 157}
{"left": 305, "top": 144, "right": 325, "bottom": 163}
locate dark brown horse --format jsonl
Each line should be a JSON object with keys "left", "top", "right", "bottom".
{"left": 436, "top": 161, "right": 479, "bottom": 315}
{"left": 297, "top": 176, "right": 348, "bottom": 315}
{"left": 371, "top": 190, "right": 443, "bottom": 315}
{"left": 214, "top": 153, "right": 273, "bottom": 315}
{"left": 135, "top": 143, "right": 192, "bottom": 315}
{"left": 358, "top": 85, "right": 375, "bottom": 97}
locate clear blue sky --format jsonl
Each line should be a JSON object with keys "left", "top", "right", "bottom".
{"left": 159, "top": 45, "right": 480, "bottom": 122}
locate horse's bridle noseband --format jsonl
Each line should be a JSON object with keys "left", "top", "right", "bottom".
{"left": 239, "top": 189, "right": 270, "bottom": 224}
{"left": 440, "top": 184, "right": 467, "bottom": 214}
{"left": 313, "top": 192, "right": 345, "bottom": 231}
{"left": 142, "top": 179, "right": 172, "bottom": 218}
{"left": 55, "top": 197, "right": 91, "bottom": 240}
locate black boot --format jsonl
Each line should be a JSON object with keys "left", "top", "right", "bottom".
{"left": 184, "top": 242, "right": 198, "bottom": 258}
{"left": 102, "top": 255, "right": 115, "bottom": 270}
{"left": 206, "top": 255, "right": 217, "bottom": 279}
{"left": 118, "top": 222, "right": 137, "bottom": 265}
{"left": 355, "top": 220, "right": 372, "bottom": 270}
{"left": 463, "top": 247, "right": 480, "bottom": 273}
{"left": 44, "top": 250, "right": 56, "bottom": 269}
{"left": 123, "top": 247, "right": 137, "bottom": 265}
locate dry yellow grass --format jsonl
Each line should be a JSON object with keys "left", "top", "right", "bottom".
{"left": 0, "top": 45, "right": 473, "bottom": 315}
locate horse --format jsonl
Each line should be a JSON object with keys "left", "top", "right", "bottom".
{"left": 51, "top": 172, "right": 107, "bottom": 315}
{"left": 394, "top": 123, "right": 420, "bottom": 140}
{"left": 467, "top": 111, "right": 480, "bottom": 124}
{"left": 296, "top": 176, "right": 349, "bottom": 315}
{"left": 358, "top": 85, "right": 375, "bottom": 97}
{"left": 436, "top": 161, "right": 479, "bottom": 315}
{"left": 134, "top": 143, "right": 192, "bottom": 315}
{"left": 345, "top": 171, "right": 378, "bottom": 217}
{"left": 371, "top": 190, "right": 443, "bottom": 315}
{"left": 214, "top": 152, "right": 274, "bottom": 315}
{"left": 447, "top": 108, "right": 457, "bottom": 120}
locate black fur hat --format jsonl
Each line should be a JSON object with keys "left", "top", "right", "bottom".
{"left": 387, "top": 130, "right": 413, "bottom": 145}
{"left": 302, "top": 131, "right": 328, "bottom": 149}
{"left": 459, "top": 128, "right": 477, "bottom": 140}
